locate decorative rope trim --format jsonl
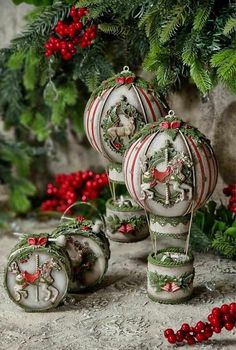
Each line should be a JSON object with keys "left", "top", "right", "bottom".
{"left": 106, "top": 198, "right": 143, "bottom": 212}
{"left": 148, "top": 248, "right": 194, "bottom": 267}
{"left": 150, "top": 230, "right": 188, "bottom": 239}
{"left": 149, "top": 214, "right": 191, "bottom": 227}
{"left": 147, "top": 293, "right": 193, "bottom": 304}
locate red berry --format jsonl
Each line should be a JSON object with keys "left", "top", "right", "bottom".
{"left": 225, "top": 322, "right": 235, "bottom": 331}
{"left": 164, "top": 329, "right": 174, "bottom": 338}
{"left": 208, "top": 314, "right": 214, "bottom": 323}
{"left": 222, "top": 314, "right": 234, "bottom": 324}
{"left": 213, "top": 326, "right": 222, "bottom": 333}
{"left": 45, "top": 50, "right": 53, "bottom": 57}
{"left": 79, "top": 41, "right": 87, "bottom": 48}
{"left": 187, "top": 337, "right": 195, "bottom": 345}
{"left": 196, "top": 321, "right": 205, "bottom": 331}
{"left": 62, "top": 52, "right": 72, "bottom": 60}
{"left": 211, "top": 318, "right": 222, "bottom": 327}
{"left": 221, "top": 304, "right": 230, "bottom": 314}
{"left": 77, "top": 7, "right": 87, "bottom": 17}
{"left": 230, "top": 302, "right": 236, "bottom": 313}
{"left": 196, "top": 333, "right": 205, "bottom": 342}
{"left": 72, "top": 37, "right": 79, "bottom": 45}
{"left": 89, "top": 32, "right": 96, "bottom": 39}
{"left": 204, "top": 329, "right": 213, "bottom": 339}
{"left": 181, "top": 323, "right": 190, "bottom": 332}
{"left": 167, "top": 334, "right": 176, "bottom": 344}
{"left": 67, "top": 42, "right": 75, "bottom": 50}
{"left": 212, "top": 307, "right": 222, "bottom": 318}
{"left": 75, "top": 22, "right": 83, "bottom": 31}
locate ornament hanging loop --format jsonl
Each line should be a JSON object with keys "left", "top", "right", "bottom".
{"left": 165, "top": 110, "right": 175, "bottom": 118}
{"left": 122, "top": 66, "right": 130, "bottom": 73}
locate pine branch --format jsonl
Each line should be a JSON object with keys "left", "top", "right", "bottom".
{"left": 223, "top": 15, "right": 236, "bottom": 35}
{"left": 10, "top": 1, "right": 71, "bottom": 52}
{"left": 160, "top": 3, "right": 188, "bottom": 43}
{"left": 193, "top": 1, "right": 214, "bottom": 32}
{"left": 190, "top": 60, "right": 212, "bottom": 94}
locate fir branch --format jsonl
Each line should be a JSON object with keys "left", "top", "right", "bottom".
{"left": 223, "top": 15, "right": 236, "bottom": 35}
{"left": 190, "top": 60, "right": 212, "bottom": 94}
{"left": 193, "top": 1, "right": 214, "bottom": 32}
{"left": 10, "top": 1, "right": 71, "bottom": 52}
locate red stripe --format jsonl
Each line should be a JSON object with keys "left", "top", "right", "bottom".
{"left": 124, "top": 139, "right": 140, "bottom": 194}
{"left": 202, "top": 144, "right": 212, "bottom": 199}
{"left": 86, "top": 98, "right": 95, "bottom": 145}
{"left": 131, "top": 135, "right": 155, "bottom": 207}
{"left": 189, "top": 137, "right": 205, "bottom": 209}
{"left": 151, "top": 93, "right": 164, "bottom": 117}
{"left": 91, "top": 91, "right": 108, "bottom": 153}
{"left": 139, "top": 88, "right": 157, "bottom": 121}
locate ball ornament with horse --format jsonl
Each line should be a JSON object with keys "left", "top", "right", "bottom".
{"left": 124, "top": 110, "right": 218, "bottom": 217}
{"left": 84, "top": 66, "right": 166, "bottom": 183}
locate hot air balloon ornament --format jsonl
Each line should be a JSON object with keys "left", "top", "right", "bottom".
{"left": 84, "top": 66, "right": 167, "bottom": 242}
{"left": 124, "top": 110, "right": 218, "bottom": 303}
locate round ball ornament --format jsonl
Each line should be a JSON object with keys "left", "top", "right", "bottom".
{"left": 4, "top": 233, "right": 71, "bottom": 311}
{"left": 84, "top": 66, "right": 166, "bottom": 183}
{"left": 52, "top": 203, "right": 110, "bottom": 292}
{"left": 124, "top": 110, "right": 218, "bottom": 217}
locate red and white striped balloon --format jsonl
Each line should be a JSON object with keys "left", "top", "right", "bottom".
{"left": 123, "top": 112, "right": 218, "bottom": 217}
{"left": 84, "top": 68, "right": 166, "bottom": 163}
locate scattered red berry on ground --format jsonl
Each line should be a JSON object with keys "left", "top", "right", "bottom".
{"left": 163, "top": 302, "right": 236, "bottom": 346}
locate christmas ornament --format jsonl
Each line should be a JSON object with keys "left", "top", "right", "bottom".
{"left": 148, "top": 248, "right": 194, "bottom": 303}
{"left": 52, "top": 202, "right": 110, "bottom": 292}
{"left": 4, "top": 233, "right": 71, "bottom": 311}
{"left": 106, "top": 196, "right": 149, "bottom": 243}
{"left": 164, "top": 302, "right": 236, "bottom": 345}
{"left": 84, "top": 66, "right": 166, "bottom": 183}
{"left": 223, "top": 184, "right": 236, "bottom": 213}
{"left": 44, "top": 6, "right": 97, "bottom": 60}
{"left": 40, "top": 170, "right": 109, "bottom": 213}
{"left": 124, "top": 110, "right": 218, "bottom": 302}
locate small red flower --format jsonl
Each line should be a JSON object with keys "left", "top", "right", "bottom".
{"left": 114, "top": 143, "right": 122, "bottom": 149}
{"left": 185, "top": 124, "right": 192, "bottom": 129}
{"left": 82, "top": 225, "right": 89, "bottom": 231}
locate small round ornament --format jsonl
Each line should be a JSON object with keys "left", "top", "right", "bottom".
{"left": 124, "top": 110, "right": 218, "bottom": 216}
{"left": 147, "top": 248, "right": 194, "bottom": 304}
{"left": 106, "top": 196, "right": 149, "bottom": 243}
{"left": 5, "top": 233, "right": 71, "bottom": 311}
{"left": 84, "top": 66, "right": 166, "bottom": 182}
{"left": 52, "top": 203, "right": 110, "bottom": 292}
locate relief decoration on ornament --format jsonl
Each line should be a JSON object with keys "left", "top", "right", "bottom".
{"left": 106, "top": 214, "right": 146, "bottom": 234}
{"left": 102, "top": 96, "right": 145, "bottom": 155}
{"left": 140, "top": 140, "right": 193, "bottom": 207}
{"left": 66, "top": 237, "right": 97, "bottom": 284}
{"left": 148, "top": 270, "right": 195, "bottom": 293}
{"left": 8, "top": 255, "right": 61, "bottom": 304}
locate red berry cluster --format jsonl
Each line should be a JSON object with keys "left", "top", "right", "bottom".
{"left": 44, "top": 6, "right": 97, "bottom": 60}
{"left": 223, "top": 184, "right": 236, "bottom": 213}
{"left": 164, "top": 302, "right": 236, "bottom": 346}
{"left": 40, "top": 170, "right": 109, "bottom": 213}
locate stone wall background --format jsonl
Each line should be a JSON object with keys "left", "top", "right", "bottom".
{"left": 1, "top": 0, "right": 236, "bottom": 202}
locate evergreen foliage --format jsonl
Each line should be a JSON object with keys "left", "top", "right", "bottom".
{"left": 191, "top": 201, "right": 236, "bottom": 259}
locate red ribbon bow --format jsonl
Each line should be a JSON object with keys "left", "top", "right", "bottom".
{"left": 115, "top": 76, "right": 135, "bottom": 85}
{"left": 118, "top": 223, "right": 134, "bottom": 234}
{"left": 160, "top": 121, "right": 181, "bottom": 129}
{"left": 27, "top": 236, "right": 48, "bottom": 246}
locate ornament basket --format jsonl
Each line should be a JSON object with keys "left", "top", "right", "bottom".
{"left": 147, "top": 247, "right": 194, "bottom": 304}
{"left": 106, "top": 197, "right": 149, "bottom": 243}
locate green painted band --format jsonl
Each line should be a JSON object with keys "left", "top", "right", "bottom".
{"left": 148, "top": 248, "right": 194, "bottom": 267}
{"left": 150, "top": 230, "right": 188, "bottom": 239}
{"left": 148, "top": 293, "right": 193, "bottom": 304}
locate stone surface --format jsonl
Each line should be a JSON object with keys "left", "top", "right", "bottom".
{"left": 0, "top": 219, "right": 236, "bottom": 350}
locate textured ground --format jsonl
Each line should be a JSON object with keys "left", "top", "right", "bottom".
{"left": 0, "top": 219, "right": 236, "bottom": 350}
